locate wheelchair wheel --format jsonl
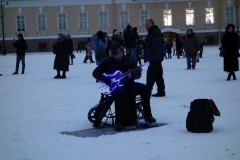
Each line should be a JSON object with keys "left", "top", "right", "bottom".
{"left": 88, "top": 105, "right": 97, "bottom": 123}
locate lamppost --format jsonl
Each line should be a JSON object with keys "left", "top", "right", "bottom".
{"left": 0, "top": 0, "right": 8, "bottom": 55}
{"left": 233, "top": 0, "right": 240, "bottom": 33}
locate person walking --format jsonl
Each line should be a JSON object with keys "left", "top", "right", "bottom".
{"left": 221, "top": 23, "right": 239, "bottom": 80}
{"left": 91, "top": 31, "right": 108, "bottom": 66}
{"left": 144, "top": 19, "right": 166, "bottom": 97}
{"left": 175, "top": 34, "right": 183, "bottom": 59}
{"left": 83, "top": 42, "right": 95, "bottom": 63}
{"left": 12, "top": 33, "right": 28, "bottom": 75}
{"left": 199, "top": 39, "right": 206, "bottom": 58}
{"left": 172, "top": 38, "right": 176, "bottom": 56}
{"left": 53, "top": 33, "right": 69, "bottom": 79}
{"left": 183, "top": 29, "right": 199, "bottom": 70}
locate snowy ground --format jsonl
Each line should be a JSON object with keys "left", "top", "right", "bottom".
{"left": 0, "top": 46, "right": 240, "bottom": 160}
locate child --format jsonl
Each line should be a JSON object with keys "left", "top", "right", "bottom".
{"left": 83, "top": 42, "right": 95, "bottom": 63}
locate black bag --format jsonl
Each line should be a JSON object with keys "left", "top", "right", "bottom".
{"left": 219, "top": 48, "right": 225, "bottom": 57}
{"left": 95, "top": 39, "right": 107, "bottom": 61}
{"left": 71, "top": 54, "right": 75, "bottom": 58}
{"left": 186, "top": 99, "right": 220, "bottom": 133}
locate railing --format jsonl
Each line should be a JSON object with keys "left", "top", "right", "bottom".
{"left": 58, "top": 30, "right": 68, "bottom": 35}
{"left": 205, "top": 24, "right": 215, "bottom": 29}
{"left": 185, "top": 25, "right": 195, "bottom": 30}
{"left": 79, "top": 29, "right": 89, "bottom": 34}
{"left": 37, "top": 30, "right": 47, "bottom": 36}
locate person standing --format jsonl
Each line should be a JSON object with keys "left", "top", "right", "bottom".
{"left": 183, "top": 29, "right": 199, "bottom": 70}
{"left": 53, "top": 33, "right": 69, "bottom": 79}
{"left": 91, "top": 31, "right": 108, "bottom": 66}
{"left": 221, "top": 23, "right": 239, "bottom": 80}
{"left": 144, "top": 19, "right": 166, "bottom": 97}
{"left": 12, "top": 33, "right": 28, "bottom": 75}
{"left": 172, "top": 38, "right": 176, "bottom": 56}
{"left": 199, "top": 39, "right": 206, "bottom": 58}
{"left": 165, "top": 41, "right": 172, "bottom": 59}
{"left": 66, "top": 35, "right": 74, "bottom": 65}
{"left": 123, "top": 25, "right": 137, "bottom": 61}
{"left": 175, "top": 34, "right": 183, "bottom": 59}
{"left": 77, "top": 41, "right": 81, "bottom": 53}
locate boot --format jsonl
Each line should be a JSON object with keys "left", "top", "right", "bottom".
{"left": 89, "top": 56, "right": 95, "bottom": 63}
{"left": 145, "top": 115, "right": 156, "bottom": 123}
{"left": 227, "top": 73, "right": 231, "bottom": 81}
{"left": 233, "top": 72, "right": 236, "bottom": 80}
{"left": 83, "top": 56, "right": 88, "bottom": 63}
{"left": 54, "top": 70, "right": 61, "bottom": 79}
{"left": 61, "top": 71, "right": 66, "bottom": 79}
{"left": 12, "top": 72, "right": 18, "bottom": 75}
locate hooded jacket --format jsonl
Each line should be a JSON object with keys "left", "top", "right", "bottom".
{"left": 13, "top": 34, "right": 28, "bottom": 56}
{"left": 183, "top": 29, "right": 199, "bottom": 56}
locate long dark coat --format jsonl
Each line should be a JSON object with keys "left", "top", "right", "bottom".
{"left": 222, "top": 24, "right": 239, "bottom": 72}
{"left": 53, "top": 38, "right": 69, "bottom": 71}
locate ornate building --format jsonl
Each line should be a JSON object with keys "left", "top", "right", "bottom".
{"left": 1, "top": 0, "right": 239, "bottom": 52}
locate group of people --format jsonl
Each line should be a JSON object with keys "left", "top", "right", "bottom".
{"left": 91, "top": 19, "right": 166, "bottom": 131}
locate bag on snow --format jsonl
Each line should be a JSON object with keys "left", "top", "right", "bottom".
{"left": 186, "top": 99, "right": 220, "bottom": 133}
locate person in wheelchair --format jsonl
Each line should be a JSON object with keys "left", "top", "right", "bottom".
{"left": 92, "top": 42, "right": 156, "bottom": 131}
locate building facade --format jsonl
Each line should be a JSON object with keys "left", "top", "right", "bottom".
{"left": 1, "top": 0, "right": 239, "bottom": 53}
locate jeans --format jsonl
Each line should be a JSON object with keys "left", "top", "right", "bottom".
{"left": 15, "top": 55, "right": 25, "bottom": 73}
{"left": 126, "top": 48, "right": 137, "bottom": 61}
{"left": 187, "top": 54, "right": 196, "bottom": 68}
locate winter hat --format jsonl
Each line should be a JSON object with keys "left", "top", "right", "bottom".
{"left": 110, "top": 42, "right": 122, "bottom": 55}
{"left": 97, "top": 30, "right": 105, "bottom": 40}
{"left": 17, "top": 33, "right": 23, "bottom": 39}
{"left": 127, "top": 25, "right": 132, "bottom": 30}
{"left": 114, "top": 31, "right": 121, "bottom": 35}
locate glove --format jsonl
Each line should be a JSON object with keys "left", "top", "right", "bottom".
{"left": 197, "top": 51, "right": 200, "bottom": 55}
{"left": 103, "top": 77, "right": 111, "bottom": 85}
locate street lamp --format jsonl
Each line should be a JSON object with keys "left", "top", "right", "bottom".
{"left": 233, "top": 0, "right": 240, "bottom": 33}
{"left": 0, "top": 0, "right": 8, "bottom": 55}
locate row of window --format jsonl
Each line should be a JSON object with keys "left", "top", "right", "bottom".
{"left": 15, "top": 7, "right": 235, "bottom": 32}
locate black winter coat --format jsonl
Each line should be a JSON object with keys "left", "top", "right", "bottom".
{"left": 111, "top": 35, "right": 124, "bottom": 47}
{"left": 123, "top": 30, "right": 136, "bottom": 48}
{"left": 92, "top": 56, "right": 141, "bottom": 85}
{"left": 222, "top": 32, "right": 239, "bottom": 72}
{"left": 13, "top": 39, "right": 28, "bottom": 56}
{"left": 53, "top": 38, "right": 69, "bottom": 71}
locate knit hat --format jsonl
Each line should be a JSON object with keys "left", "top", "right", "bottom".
{"left": 110, "top": 42, "right": 122, "bottom": 55}
{"left": 113, "top": 31, "right": 121, "bottom": 35}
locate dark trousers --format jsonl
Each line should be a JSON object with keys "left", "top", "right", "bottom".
{"left": 173, "top": 49, "right": 176, "bottom": 56}
{"left": 95, "top": 82, "right": 153, "bottom": 125}
{"left": 15, "top": 55, "right": 25, "bottom": 73}
{"left": 187, "top": 54, "right": 196, "bottom": 68}
{"left": 177, "top": 49, "right": 181, "bottom": 58}
{"left": 69, "top": 54, "right": 73, "bottom": 65}
{"left": 200, "top": 50, "right": 203, "bottom": 58}
{"left": 77, "top": 47, "right": 81, "bottom": 53}
{"left": 146, "top": 60, "right": 165, "bottom": 95}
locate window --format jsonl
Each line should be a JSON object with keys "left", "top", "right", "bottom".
{"left": 37, "top": 14, "right": 46, "bottom": 31}
{"left": 58, "top": 13, "right": 67, "bottom": 30}
{"left": 205, "top": 8, "right": 214, "bottom": 24}
{"left": 99, "top": 12, "right": 108, "bottom": 29}
{"left": 186, "top": 9, "right": 195, "bottom": 25}
{"left": 225, "top": 6, "right": 234, "bottom": 23}
{"left": 140, "top": 10, "right": 149, "bottom": 26}
{"left": 120, "top": 11, "right": 128, "bottom": 29}
{"left": 79, "top": 12, "right": 88, "bottom": 30}
{"left": 16, "top": 15, "right": 25, "bottom": 31}
{"left": 163, "top": 10, "right": 172, "bottom": 26}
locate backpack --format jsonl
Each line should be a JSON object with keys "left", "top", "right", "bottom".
{"left": 186, "top": 99, "right": 220, "bottom": 133}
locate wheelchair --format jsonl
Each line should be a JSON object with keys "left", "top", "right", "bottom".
{"left": 88, "top": 93, "right": 144, "bottom": 127}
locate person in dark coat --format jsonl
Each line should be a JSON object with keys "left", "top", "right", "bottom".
{"left": 66, "top": 35, "right": 74, "bottom": 65}
{"left": 105, "top": 34, "right": 111, "bottom": 57}
{"left": 199, "top": 39, "right": 206, "bottom": 58}
{"left": 123, "top": 25, "right": 137, "bottom": 61}
{"left": 175, "top": 34, "right": 183, "bottom": 59}
{"left": 92, "top": 42, "right": 156, "bottom": 131}
{"left": 183, "top": 29, "right": 199, "bottom": 69}
{"left": 144, "top": 19, "right": 166, "bottom": 97}
{"left": 53, "top": 33, "right": 69, "bottom": 79}
{"left": 12, "top": 33, "right": 28, "bottom": 74}
{"left": 221, "top": 23, "right": 239, "bottom": 80}
{"left": 132, "top": 27, "right": 142, "bottom": 65}
{"left": 165, "top": 41, "right": 172, "bottom": 59}
{"left": 77, "top": 41, "right": 81, "bottom": 53}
